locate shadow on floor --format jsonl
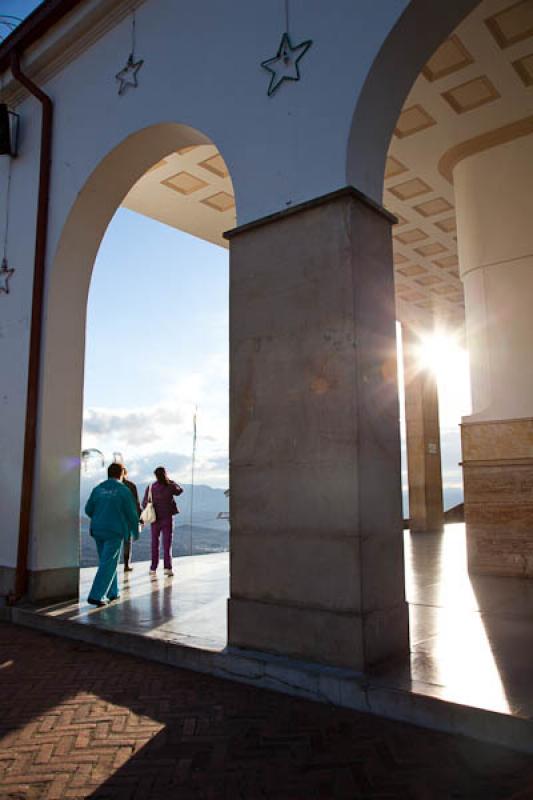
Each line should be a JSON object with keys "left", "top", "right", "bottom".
{"left": 1, "top": 623, "right": 533, "bottom": 800}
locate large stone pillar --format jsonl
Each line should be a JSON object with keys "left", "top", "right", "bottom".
{"left": 226, "top": 188, "right": 409, "bottom": 671}
{"left": 455, "top": 133, "right": 533, "bottom": 576}
{"left": 402, "top": 325, "right": 443, "bottom": 533}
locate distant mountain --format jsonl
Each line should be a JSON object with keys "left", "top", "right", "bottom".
{"left": 80, "top": 478, "right": 227, "bottom": 518}
{"left": 79, "top": 481, "right": 229, "bottom": 567}
{"left": 402, "top": 486, "right": 463, "bottom": 517}
{"left": 79, "top": 480, "right": 464, "bottom": 568}
{"left": 80, "top": 516, "right": 229, "bottom": 567}
{"left": 443, "top": 487, "right": 464, "bottom": 510}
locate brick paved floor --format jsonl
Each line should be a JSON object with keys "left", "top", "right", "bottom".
{"left": 1, "top": 623, "right": 533, "bottom": 800}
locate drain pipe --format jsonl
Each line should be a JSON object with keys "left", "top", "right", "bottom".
{"left": 9, "top": 50, "right": 53, "bottom": 602}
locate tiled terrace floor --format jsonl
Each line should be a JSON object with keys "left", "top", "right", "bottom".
{"left": 2, "top": 622, "right": 533, "bottom": 800}
{"left": 35, "top": 524, "right": 533, "bottom": 720}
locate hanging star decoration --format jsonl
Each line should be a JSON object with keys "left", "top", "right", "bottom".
{"left": 116, "top": 53, "right": 144, "bottom": 95}
{"left": 0, "top": 257, "right": 14, "bottom": 294}
{"left": 261, "top": 32, "right": 312, "bottom": 96}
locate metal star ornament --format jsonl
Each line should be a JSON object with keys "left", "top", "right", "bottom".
{"left": 115, "top": 53, "right": 144, "bottom": 96}
{"left": 261, "top": 32, "right": 312, "bottom": 96}
{"left": 0, "top": 257, "right": 14, "bottom": 294}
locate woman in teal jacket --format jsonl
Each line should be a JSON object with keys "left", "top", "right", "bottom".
{"left": 85, "top": 462, "right": 139, "bottom": 606}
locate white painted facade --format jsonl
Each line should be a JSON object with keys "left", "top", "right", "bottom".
{"left": 0, "top": 0, "right": 483, "bottom": 593}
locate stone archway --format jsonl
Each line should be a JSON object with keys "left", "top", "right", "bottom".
{"left": 29, "top": 123, "right": 233, "bottom": 600}
{"left": 346, "top": 0, "right": 480, "bottom": 202}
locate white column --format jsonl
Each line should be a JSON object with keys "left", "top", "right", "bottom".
{"left": 455, "top": 134, "right": 533, "bottom": 422}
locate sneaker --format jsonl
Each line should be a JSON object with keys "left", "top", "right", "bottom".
{"left": 149, "top": 569, "right": 157, "bottom": 576}
{"left": 107, "top": 595, "right": 120, "bottom": 603}
{"left": 164, "top": 569, "right": 174, "bottom": 577}
{"left": 124, "top": 566, "right": 133, "bottom": 572}
{"left": 87, "top": 597, "right": 106, "bottom": 607}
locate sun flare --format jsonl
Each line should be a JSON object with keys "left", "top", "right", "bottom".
{"left": 416, "top": 333, "right": 460, "bottom": 374}
{"left": 414, "top": 331, "right": 472, "bottom": 424}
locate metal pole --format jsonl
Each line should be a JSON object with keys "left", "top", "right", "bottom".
{"left": 189, "top": 407, "right": 197, "bottom": 556}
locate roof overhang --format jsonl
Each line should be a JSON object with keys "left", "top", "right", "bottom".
{"left": 0, "top": 0, "right": 84, "bottom": 72}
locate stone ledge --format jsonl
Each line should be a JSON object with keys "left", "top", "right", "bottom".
{"left": 223, "top": 186, "right": 397, "bottom": 241}
{"left": 462, "top": 417, "right": 533, "bottom": 461}
{"left": 462, "top": 458, "right": 533, "bottom": 467}
{"left": 0, "top": 566, "right": 15, "bottom": 597}
{"left": 4, "top": 606, "right": 533, "bottom": 754}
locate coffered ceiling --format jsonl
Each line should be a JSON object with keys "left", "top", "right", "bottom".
{"left": 386, "top": 0, "right": 533, "bottom": 329}
{"left": 122, "top": 144, "right": 236, "bottom": 247}
{"left": 123, "top": 0, "right": 533, "bottom": 331}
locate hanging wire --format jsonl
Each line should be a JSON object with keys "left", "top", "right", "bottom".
{"left": 0, "top": 15, "right": 22, "bottom": 42}
{"left": 130, "top": 8, "right": 136, "bottom": 59}
{"left": 2, "top": 160, "right": 12, "bottom": 262}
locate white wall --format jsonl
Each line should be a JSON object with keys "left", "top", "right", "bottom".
{"left": 0, "top": 102, "right": 41, "bottom": 569}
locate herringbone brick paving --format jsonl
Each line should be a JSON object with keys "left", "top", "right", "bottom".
{"left": 1, "top": 623, "right": 533, "bottom": 800}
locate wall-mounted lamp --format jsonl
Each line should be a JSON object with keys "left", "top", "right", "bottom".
{"left": 0, "top": 103, "right": 19, "bottom": 157}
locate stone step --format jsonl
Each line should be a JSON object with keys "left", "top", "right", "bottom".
{"left": 2, "top": 604, "right": 533, "bottom": 755}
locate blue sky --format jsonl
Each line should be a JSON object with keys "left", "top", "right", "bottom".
{"left": 83, "top": 210, "right": 230, "bottom": 489}
{"left": 0, "top": 1, "right": 41, "bottom": 34}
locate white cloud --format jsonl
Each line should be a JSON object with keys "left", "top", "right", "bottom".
{"left": 83, "top": 406, "right": 184, "bottom": 446}
{"left": 82, "top": 390, "right": 229, "bottom": 488}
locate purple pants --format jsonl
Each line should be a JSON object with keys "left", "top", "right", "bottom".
{"left": 150, "top": 517, "right": 173, "bottom": 570}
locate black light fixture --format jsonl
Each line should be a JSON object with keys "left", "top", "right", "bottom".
{"left": 0, "top": 103, "right": 19, "bottom": 157}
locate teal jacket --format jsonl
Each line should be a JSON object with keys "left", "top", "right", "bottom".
{"left": 85, "top": 479, "right": 139, "bottom": 540}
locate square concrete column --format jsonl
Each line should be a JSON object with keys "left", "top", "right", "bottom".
{"left": 226, "top": 188, "right": 409, "bottom": 671}
{"left": 402, "top": 325, "right": 444, "bottom": 533}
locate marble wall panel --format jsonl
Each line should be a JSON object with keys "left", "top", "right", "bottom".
{"left": 462, "top": 418, "right": 533, "bottom": 461}
{"left": 463, "top": 419, "right": 533, "bottom": 577}
{"left": 463, "top": 463, "right": 533, "bottom": 504}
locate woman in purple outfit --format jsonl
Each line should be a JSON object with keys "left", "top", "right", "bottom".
{"left": 143, "top": 466, "right": 183, "bottom": 577}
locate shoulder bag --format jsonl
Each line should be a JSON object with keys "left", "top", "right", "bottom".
{"left": 140, "top": 483, "right": 157, "bottom": 525}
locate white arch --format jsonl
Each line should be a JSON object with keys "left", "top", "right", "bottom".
{"left": 346, "top": 0, "right": 481, "bottom": 202}
{"left": 30, "top": 123, "right": 232, "bottom": 596}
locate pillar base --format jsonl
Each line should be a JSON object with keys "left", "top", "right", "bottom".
{"left": 409, "top": 523, "right": 444, "bottom": 535}
{"left": 27, "top": 566, "right": 79, "bottom": 602}
{"left": 463, "top": 418, "right": 533, "bottom": 577}
{"left": 0, "top": 566, "right": 15, "bottom": 598}
{"left": 228, "top": 597, "right": 409, "bottom": 672}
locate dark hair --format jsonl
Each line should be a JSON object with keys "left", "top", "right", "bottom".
{"left": 108, "top": 462, "right": 124, "bottom": 479}
{"left": 154, "top": 466, "right": 170, "bottom": 485}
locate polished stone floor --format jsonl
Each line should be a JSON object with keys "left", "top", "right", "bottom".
{"left": 44, "top": 551, "right": 228, "bottom": 652}
{"left": 385, "top": 524, "right": 533, "bottom": 718}
{"left": 36, "top": 524, "right": 533, "bottom": 720}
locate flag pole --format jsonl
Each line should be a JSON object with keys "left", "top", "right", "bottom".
{"left": 189, "top": 406, "right": 197, "bottom": 556}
